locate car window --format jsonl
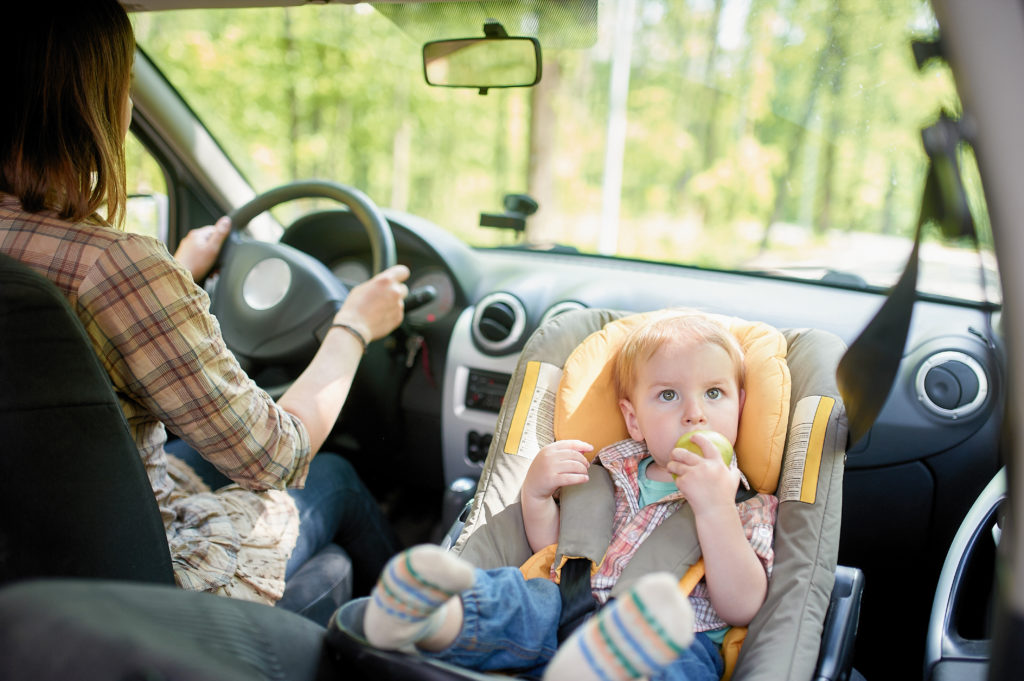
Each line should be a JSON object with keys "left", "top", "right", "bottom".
{"left": 131, "top": 0, "right": 998, "bottom": 305}
{"left": 125, "top": 133, "right": 170, "bottom": 243}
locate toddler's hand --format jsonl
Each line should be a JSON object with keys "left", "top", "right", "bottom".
{"left": 522, "top": 440, "right": 593, "bottom": 501}
{"left": 667, "top": 434, "right": 740, "bottom": 515}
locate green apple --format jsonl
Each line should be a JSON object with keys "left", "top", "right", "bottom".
{"left": 675, "top": 430, "right": 734, "bottom": 467}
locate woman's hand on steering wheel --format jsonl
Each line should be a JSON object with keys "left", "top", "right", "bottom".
{"left": 332, "top": 264, "right": 411, "bottom": 344}
{"left": 174, "top": 216, "right": 232, "bottom": 281}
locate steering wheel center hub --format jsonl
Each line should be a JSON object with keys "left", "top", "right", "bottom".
{"left": 242, "top": 258, "right": 291, "bottom": 310}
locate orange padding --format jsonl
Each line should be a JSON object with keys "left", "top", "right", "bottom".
{"left": 520, "top": 550, "right": 744, "bottom": 681}
{"left": 682, "top": 559, "right": 745, "bottom": 681}
{"left": 721, "top": 626, "right": 746, "bottom": 681}
{"left": 519, "top": 543, "right": 561, "bottom": 581}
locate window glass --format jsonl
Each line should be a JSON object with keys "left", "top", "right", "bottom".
{"left": 134, "top": 1, "right": 997, "bottom": 304}
{"left": 124, "top": 133, "right": 169, "bottom": 243}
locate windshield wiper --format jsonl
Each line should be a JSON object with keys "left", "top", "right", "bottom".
{"left": 743, "top": 265, "right": 872, "bottom": 289}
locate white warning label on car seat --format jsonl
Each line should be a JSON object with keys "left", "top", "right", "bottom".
{"left": 778, "top": 395, "right": 836, "bottom": 504}
{"left": 504, "top": 360, "right": 562, "bottom": 459}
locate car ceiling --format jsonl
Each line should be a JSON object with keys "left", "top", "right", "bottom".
{"left": 123, "top": 0, "right": 599, "bottom": 46}
{"left": 123, "top": 1, "right": 488, "bottom": 10}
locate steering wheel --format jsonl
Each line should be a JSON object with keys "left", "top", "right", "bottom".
{"left": 209, "top": 180, "right": 397, "bottom": 365}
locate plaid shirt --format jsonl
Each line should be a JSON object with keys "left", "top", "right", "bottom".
{"left": 592, "top": 439, "right": 778, "bottom": 632}
{"left": 1, "top": 195, "right": 312, "bottom": 604}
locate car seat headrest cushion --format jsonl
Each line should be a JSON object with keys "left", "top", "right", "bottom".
{"left": 553, "top": 310, "right": 790, "bottom": 494}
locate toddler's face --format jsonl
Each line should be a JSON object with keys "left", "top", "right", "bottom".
{"left": 619, "top": 336, "right": 743, "bottom": 468}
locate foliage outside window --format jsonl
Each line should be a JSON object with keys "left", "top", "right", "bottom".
{"left": 125, "top": 134, "right": 169, "bottom": 242}
{"left": 132, "top": 0, "right": 996, "bottom": 303}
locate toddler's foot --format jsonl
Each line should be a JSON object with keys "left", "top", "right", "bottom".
{"left": 543, "top": 572, "right": 695, "bottom": 681}
{"left": 363, "top": 544, "right": 475, "bottom": 652}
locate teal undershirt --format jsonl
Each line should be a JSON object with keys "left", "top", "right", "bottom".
{"left": 636, "top": 456, "right": 730, "bottom": 646}
{"left": 637, "top": 457, "right": 679, "bottom": 508}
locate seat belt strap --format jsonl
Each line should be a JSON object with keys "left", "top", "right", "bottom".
{"left": 837, "top": 112, "right": 979, "bottom": 445}
{"left": 556, "top": 557, "right": 599, "bottom": 643}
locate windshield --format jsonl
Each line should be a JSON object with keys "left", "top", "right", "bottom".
{"left": 132, "top": 0, "right": 998, "bottom": 304}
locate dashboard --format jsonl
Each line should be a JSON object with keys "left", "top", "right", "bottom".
{"left": 280, "top": 207, "right": 1001, "bottom": 491}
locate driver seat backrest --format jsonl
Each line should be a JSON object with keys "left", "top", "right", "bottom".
{"left": 0, "top": 252, "right": 175, "bottom": 585}
{"left": 451, "top": 308, "right": 850, "bottom": 681}
{"left": 0, "top": 252, "right": 355, "bottom": 628}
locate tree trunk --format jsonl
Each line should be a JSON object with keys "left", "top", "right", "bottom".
{"left": 759, "top": 16, "right": 838, "bottom": 252}
{"left": 390, "top": 79, "right": 411, "bottom": 212}
{"left": 701, "top": 0, "right": 726, "bottom": 170}
{"left": 283, "top": 10, "right": 299, "bottom": 180}
{"left": 816, "top": 33, "right": 846, "bottom": 236}
{"left": 526, "top": 58, "right": 560, "bottom": 242}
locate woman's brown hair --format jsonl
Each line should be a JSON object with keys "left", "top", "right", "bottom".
{"left": 0, "top": 1, "right": 135, "bottom": 227}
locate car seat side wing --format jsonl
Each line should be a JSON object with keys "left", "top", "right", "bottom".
{"left": 732, "top": 328, "right": 849, "bottom": 681}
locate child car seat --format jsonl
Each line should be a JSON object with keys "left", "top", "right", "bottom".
{"left": 328, "top": 308, "right": 863, "bottom": 681}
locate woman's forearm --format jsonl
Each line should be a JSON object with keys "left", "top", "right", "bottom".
{"left": 276, "top": 264, "right": 409, "bottom": 454}
{"left": 277, "top": 325, "right": 365, "bottom": 454}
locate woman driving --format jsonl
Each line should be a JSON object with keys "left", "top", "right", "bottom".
{"left": 0, "top": 0, "right": 409, "bottom": 617}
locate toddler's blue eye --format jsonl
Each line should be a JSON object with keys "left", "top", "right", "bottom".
{"left": 706, "top": 387, "right": 722, "bottom": 400}
{"left": 659, "top": 389, "right": 677, "bottom": 401}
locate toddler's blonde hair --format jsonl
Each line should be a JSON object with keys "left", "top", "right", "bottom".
{"left": 612, "top": 311, "right": 745, "bottom": 401}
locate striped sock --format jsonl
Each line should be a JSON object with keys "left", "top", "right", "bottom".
{"left": 543, "top": 572, "right": 695, "bottom": 681}
{"left": 363, "top": 544, "right": 475, "bottom": 652}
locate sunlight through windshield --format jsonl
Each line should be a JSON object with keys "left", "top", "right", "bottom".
{"left": 133, "top": 0, "right": 998, "bottom": 304}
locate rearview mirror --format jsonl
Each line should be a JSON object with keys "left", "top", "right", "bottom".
{"left": 423, "top": 36, "right": 541, "bottom": 92}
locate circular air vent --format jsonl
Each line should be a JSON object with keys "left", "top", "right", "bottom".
{"left": 540, "top": 300, "right": 587, "bottom": 326}
{"left": 472, "top": 292, "right": 526, "bottom": 353}
{"left": 915, "top": 351, "right": 988, "bottom": 420}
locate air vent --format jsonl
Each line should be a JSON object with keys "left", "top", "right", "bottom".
{"left": 540, "top": 300, "right": 587, "bottom": 326}
{"left": 471, "top": 292, "right": 526, "bottom": 354}
{"left": 915, "top": 351, "right": 988, "bottom": 420}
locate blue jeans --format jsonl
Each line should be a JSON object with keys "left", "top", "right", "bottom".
{"left": 165, "top": 440, "right": 398, "bottom": 596}
{"left": 427, "top": 567, "right": 724, "bottom": 681}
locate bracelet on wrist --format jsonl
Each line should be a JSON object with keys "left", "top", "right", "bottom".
{"left": 329, "top": 323, "right": 368, "bottom": 352}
